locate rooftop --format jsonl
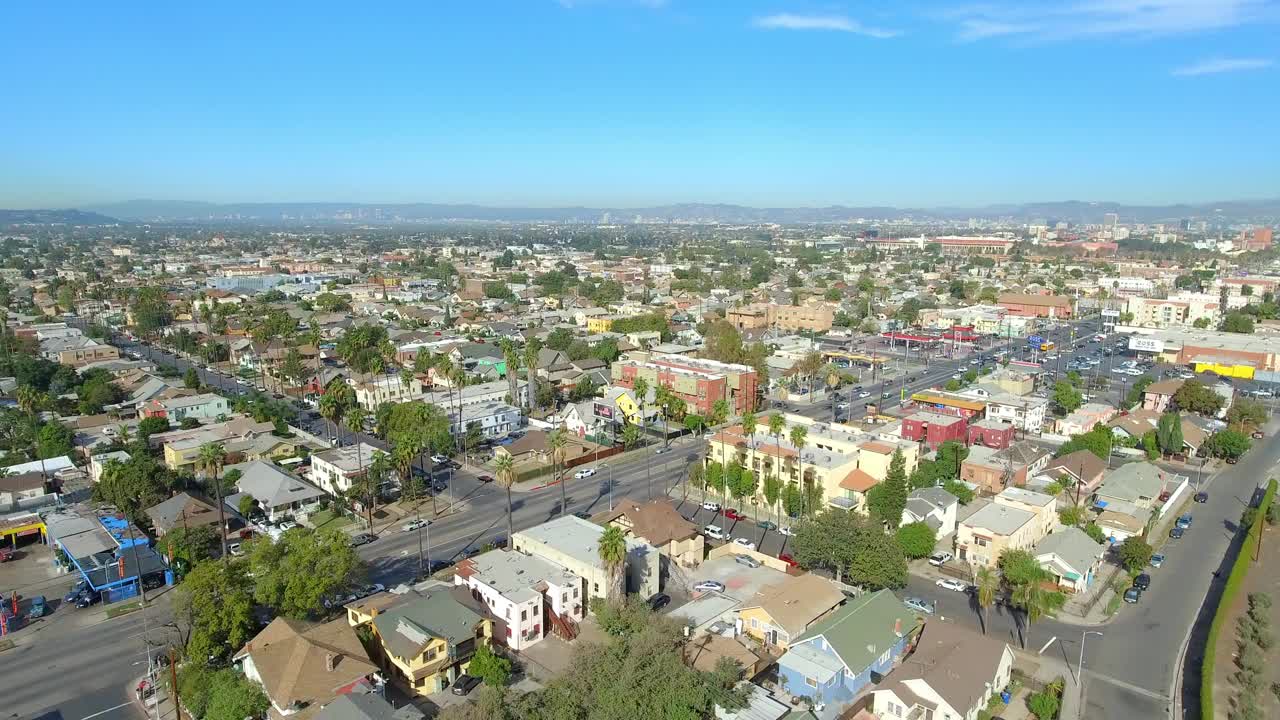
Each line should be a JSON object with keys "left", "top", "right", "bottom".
{"left": 963, "top": 502, "right": 1036, "bottom": 536}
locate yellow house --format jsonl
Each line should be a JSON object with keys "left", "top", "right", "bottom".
{"left": 706, "top": 413, "right": 919, "bottom": 515}
{"left": 586, "top": 315, "right": 616, "bottom": 333}
{"left": 347, "top": 586, "right": 493, "bottom": 696}
{"left": 739, "top": 573, "right": 845, "bottom": 650}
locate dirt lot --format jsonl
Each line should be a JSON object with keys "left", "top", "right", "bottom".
{"left": 1212, "top": 520, "right": 1280, "bottom": 719}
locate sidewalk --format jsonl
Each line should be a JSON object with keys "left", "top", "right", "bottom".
{"left": 131, "top": 669, "right": 182, "bottom": 720}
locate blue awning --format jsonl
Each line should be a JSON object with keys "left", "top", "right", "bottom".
{"left": 1093, "top": 500, "right": 1108, "bottom": 509}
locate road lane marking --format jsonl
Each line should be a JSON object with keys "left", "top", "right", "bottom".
{"left": 78, "top": 702, "right": 132, "bottom": 720}
{"left": 1085, "top": 671, "right": 1167, "bottom": 701}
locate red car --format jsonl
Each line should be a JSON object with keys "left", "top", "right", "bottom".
{"left": 778, "top": 554, "right": 799, "bottom": 568}
{"left": 721, "top": 508, "right": 746, "bottom": 521}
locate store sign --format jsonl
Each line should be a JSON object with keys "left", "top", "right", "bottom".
{"left": 1101, "top": 309, "right": 1121, "bottom": 318}
{"left": 1129, "top": 337, "right": 1164, "bottom": 353}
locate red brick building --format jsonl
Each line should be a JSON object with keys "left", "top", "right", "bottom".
{"left": 614, "top": 353, "right": 759, "bottom": 415}
{"left": 901, "top": 411, "right": 968, "bottom": 449}
{"left": 967, "top": 419, "right": 1016, "bottom": 450}
{"left": 998, "top": 292, "right": 1074, "bottom": 319}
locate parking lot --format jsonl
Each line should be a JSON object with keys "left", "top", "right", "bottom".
{"left": 0, "top": 540, "right": 85, "bottom": 634}
{"left": 668, "top": 497, "right": 798, "bottom": 560}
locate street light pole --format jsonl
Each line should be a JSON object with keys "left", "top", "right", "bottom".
{"left": 1078, "top": 630, "right": 1103, "bottom": 711}
{"left": 602, "top": 463, "right": 613, "bottom": 511}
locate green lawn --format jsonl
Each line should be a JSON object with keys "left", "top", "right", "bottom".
{"left": 105, "top": 600, "right": 143, "bottom": 618}
{"left": 309, "top": 509, "right": 353, "bottom": 531}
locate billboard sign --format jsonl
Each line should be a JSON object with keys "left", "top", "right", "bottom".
{"left": 1129, "top": 337, "right": 1164, "bottom": 353}
{"left": 593, "top": 402, "right": 614, "bottom": 420}
{"left": 1101, "top": 309, "right": 1120, "bottom": 318}
{"left": 1027, "top": 334, "right": 1044, "bottom": 348}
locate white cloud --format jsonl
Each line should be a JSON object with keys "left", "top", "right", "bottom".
{"left": 1172, "top": 57, "right": 1273, "bottom": 76}
{"left": 754, "top": 13, "right": 900, "bottom": 38}
{"left": 946, "top": 0, "right": 1272, "bottom": 42}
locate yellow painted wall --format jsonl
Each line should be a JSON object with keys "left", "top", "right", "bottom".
{"left": 1194, "top": 362, "right": 1254, "bottom": 379}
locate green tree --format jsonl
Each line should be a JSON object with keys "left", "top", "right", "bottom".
{"left": 1155, "top": 412, "right": 1183, "bottom": 456}
{"left": 1117, "top": 536, "right": 1153, "bottom": 573}
{"left": 943, "top": 479, "right": 975, "bottom": 504}
{"left": 782, "top": 482, "right": 805, "bottom": 518}
{"left": 94, "top": 456, "right": 177, "bottom": 523}
{"left": 493, "top": 454, "right": 517, "bottom": 541}
{"left": 1172, "top": 379, "right": 1224, "bottom": 416}
{"left": 1142, "top": 430, "right": 1160, "bottom": 460}
{"left": 762, "top": 469, "right": 783, "bottom": 523}
{"left": 975, "top": 566, "right": 1001, "bottom": 635}
{"left": 155, "top": 525, "right": 220, "bottom": 569}
{"left": 896, "top": 522, "right": 937, "bottom": 559}
{"left": 1126, "top": 375, "right": 1154, "bottom": 409}
{"left": 789, "top": 425, "right": 810, "bottom": 515}
{"left": 792, "top": 510, "right": 907, "bottom": 588}
{"left": 1051, "top": 380, "right": 1083, "bottom": 415}
{"left": 173, "top": 560, "right": 256, "bottom": 664}
{"left": 469, "top": 644, "right": 512, "bottom": 687}
{"left": 203, "top": 669, "right": 270, "bottom": 720}
{"left": 197, "top": 442, "right": 230, "bottom": 558}
{"left": 598, "top": 525, "right": 628, "bottom": 602}
{"left": 1227, "top": 399, "right": 1268, "bottom": 431}
{"left": 1222, "top": 312, "right": 1255, "bottom": 333}
{"left": 36, "top": 421, "right": 75, "bottom": 459}
{"left": 1203, "top": 428, "right": 1251, "bottom": 460}
{"left": 184, "top": 366, "right": 201, "bottom": 389}
{"left": 867, "top": 450, "right": 908, "bottom": 528}
{"left": 245, "top": 528, "right": 364, "bottom": 618}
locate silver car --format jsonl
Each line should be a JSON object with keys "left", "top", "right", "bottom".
{"left": 693, "top": 580, "right": 726, "bottom": 593}
{"left": 904, "top": 596, "right": 936, "bottom": 615}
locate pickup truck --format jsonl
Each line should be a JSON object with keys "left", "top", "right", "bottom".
{"left": 0, "top": 546, "right": 13, "bottom": 562}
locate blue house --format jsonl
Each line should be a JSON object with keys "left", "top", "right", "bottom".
{"left": 776, "top": 589, "right": 920, "bottom": 719}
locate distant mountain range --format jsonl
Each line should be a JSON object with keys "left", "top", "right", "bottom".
{"left": 0, "top": 208, "right": 120, "bottom": 225}
{"left": 7, "top": 198, "right": 1279, "bottom": 226}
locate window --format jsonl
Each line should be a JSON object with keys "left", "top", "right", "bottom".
{"left": 506, "top": 627, "right": 512, "bottom": 638}
{"left": 521, "top": 610, "right": 527, "bottom": 621}
{"left": 805, "top": 676, "right": 818, "bottom": 688}
{"left": 751, "top": 618, "right": 759, "bottom": 629}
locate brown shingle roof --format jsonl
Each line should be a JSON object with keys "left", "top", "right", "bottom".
{"left": 591, "top": 498, "right": 697, "bottom": 546}
{"left": 741, "top": 574, "right": 845, "bottom": 636}
{"left": 234, "top": 617, "right": 378, "bottom": 717}
{"left": 839, "top": 468, "right": 879, "bottom": 493}
{"left": 881, "top": 621, "right": 1009, "bottom": 715}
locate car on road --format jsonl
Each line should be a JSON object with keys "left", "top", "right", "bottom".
{"left": 647, "top": 593, "right": 671, "bottom": 611}
{"left": 64, "top": 580, "right": 90, "bottom": 603}
{"left": 703, "top": 524, "right": 726, "bottom": 540}
{"left": 935, "top": 578, "right": 969, "bottom": 592}
{"left": 1123, "top": 587, "right": 1142, "bottom": 604}
{"left": 476, "top": 474, "right": 494, "bottom": 483}
{"left": 778, "top": 526, "right": 795, "bottom": 537}
{"left": 928, "top": 552, "right": 953, "bottom": 566}
{"left": 734, "top": 554, "right": 761, "bottom": 568}
{"left": 1194, "top": 492, "right": 1209, "bottom": 503}
{"left": 732, "top": 538, "right": 757, "bottom": 551}
{"left": 1150, "top": 553, "right": 1165, "bottom": 569}
{"left": 903, "top": 597, "right": 936, "bottom": 615}
{"left": 858, "top": 391, "right": 871, "bottom": 399}
{"left": 1175, "top": 514, "right": 1193, "bottom": 529}
{"left": 430, "top": 454, "right": 450, "bottom": 464}
{"left": 701, "top": 501, "right": 721, "bottom": 512}
{"left": 1169, "top": 526, "right": 1184, "bottom": 539}
{"left": 402, "top": 519, "right": 429, "bottom": 533}
{"left": 574, "top": 468, "right": 597, "bottom": 479}
{"left": 1133, "top": 573, "right": 1151, "bottom": 591}
{"left": 451, "top": 674, "right": 482, "bottom": 696}
{"left": 1252, "top": 430, "right": 1265, "bottom": 440}
{"left": 757, "top": 520, "right": 778, "bottom": 531}
{"left": 655, "top": 447, "right": 671, "bottom": 455}
{"left": 722, "top": 508, "right": 745, "bottom": 521}
{"left": 348, "top": 532, "right": 377, "bottom": 547}
{"left": 693, "top": 580, "right": 726, "bottom": 593}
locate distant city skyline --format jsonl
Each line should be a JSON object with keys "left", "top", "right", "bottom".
{"left": 2, "top": 1, "right": 1276, "bottom": 208}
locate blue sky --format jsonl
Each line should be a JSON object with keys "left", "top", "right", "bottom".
{"left": 2, "top": 1, "right": 1277, "bottom": 208}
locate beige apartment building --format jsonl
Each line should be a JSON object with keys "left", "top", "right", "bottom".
{"left": 727, "top": 303, "right": 835, "bottom": 333}
{"left": 1125, "top": 294, "right": 1220, "bottom": 329}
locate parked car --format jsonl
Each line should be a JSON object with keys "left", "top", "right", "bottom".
{"left": 0, "top": 546, "right": 13, "bottom": 563}
{"left": 693, "top": 580, "right": 726, "bottom": 593}
{"left": 74, "top": 591, "right": 99, "bottom": 609}
{"left": 757, "top": 520, "right": 778, "bottom": 531}
{"left": 1133, "top": 573, "right": 1151, "bottom": 591}
{"left": 778, "top": 526, "right": 795, "bottom": 537}
{"left": 935, "top": 578, "right": 969, "bottom": 593}
{"left": 1194, "top": 492, "right": 1209, "bottom": 503}
{"left": 28, "top": 595, "right": 48, "bottom": 618}
{"left": 647, "top": 593, "right": 671, "bottom": 611}
{"left": 1150, "top": 553, "right": 1165, "bottom": 569}
{"left": 451, "top": 674, "right": 482, "bottom": 696}
{"left": 778, "top": 553, "right": 799, "bottom": 568}
{"left": 703, "top": 525, "right": 726, "bottom": 540}
{"left": 928, "top": 552, "right": 953, "bottom": 567}
{"left": 1169, "top": 526, "right": 1184, "bottom": 539}
{"left": 228, "top": 543, "right": 244, "bottom": 556}
{"left": 574, "top": 468, "right": 597, "bottom": 479}
{"left": 64, "top": 580, "right": 90, "bottom": 603}
{"left": 734, "top": 554, "right": 761, "bottom": 568}
{"left": 903, "top": 597, "right": 936, "bottom": 615}
{"left": 701, "top": 501, "right": 721, "bottom": 512}
{"left": 1252, "top": 431, "right": 1265, "bottom": 440}
{"left": 721, "top": 508, "right": 745, "bottom": 521}
{"left": 348, "top": 533, "right": 377, "bottom": 547}
{"left": 1175, "top": 514, "right": 1193, "bottom": 530}
{"left": 1123, "top": 587, "right": 1142, "bottom": 604}
{"left": 732, "top": 538, "right": 757, "bottom": 551}
{"left": 430, "top": 454, "right": 450, "bottom": 464}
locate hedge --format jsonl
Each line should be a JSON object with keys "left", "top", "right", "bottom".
{"left": 1200, "top": 477, "right": 1276, "bottom": 719}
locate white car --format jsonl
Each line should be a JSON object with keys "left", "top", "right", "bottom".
{"left": 936, "top": 578, "right": 969, "bottom": 592}
{"left": 701, "top": 501, "right": 721, "bottom": 512}
{"left": 277, "top": 521, "right": 298, "bottom": 531}
{"left": 693, "top": 580, "right": 726, "bottom": 593}
{"left": 927, "top": 552, "right": 953, "bottom": 566}
{"left": 574, "top": 468, "right": 597, "bottom": 479}
{"left": 778, "top": 526, "right": 795, "bottom": 537}
{"left": 858, "top": 391, "right": 871, "bottom": 399}
{"left": 430, "top": 454, "right": 450, "bottom": 464}
{"left": 732, "top": 537, "right": 757, "bottom": 550}
{"left": 402, "top": 519, "right": 429, "bottom": 533}
{"left": 703, "top": 524, "right": 726, "bottom": 540}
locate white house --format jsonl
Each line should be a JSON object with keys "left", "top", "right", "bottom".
{"left": 308, "top": 443, "right": 384, "bottom": 496}
{"left": 902, "top": 487, "right": 959, "bottom": 537}
{"left": 512, "top": 515, "right": 660, "bottom": 606}
{"left": 449, "top": 402, "right": 522, "bottom": 440}
{"left": 871, "top": 623, "right": 1014, "bottom": 720}
{"left": 453, "top": 549, "right": 585, "bottom": 650}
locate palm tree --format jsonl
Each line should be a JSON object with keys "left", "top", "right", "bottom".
{"left": 789, "top": 426, "right": 809, "bottom": 516}
{"left": 975, "top": 566, "right": 1000, "bottom": 635}
{"left": 548, "top": 428, "right": 569, "bottom": 516}
{"left": 597, "top": 525, "right": 628, "bottom": 603}
{"left": 493, "top": 454, "right": 517, "bottom": 541}
{"left": 523, "top": 341, "right": 541, "bottom": 414}
{"left": 768, "top": 414, "right": 786, "bottom": 523}
{"left": 632, "top": 377, "right": 651, "bottom": 499}
{"left": 15, "top": 385, "right": 44, "bottom": 416}
{"left": 501, "top": 340, "right": 522, "bottom": 412}
{"left": 197, "top": 442, "right": 229, "bottom": 558}
{"left": 363, "top": 450, "right": 391, "bottom": 531}
{"left": 318, "top": 391, "right": 343, "bottom": 446}
{"left": 1011, "top": 580, "right": 1055, "bottom": 649}
{"left": 392, "top": 437, "right": 424, "bottom": 508}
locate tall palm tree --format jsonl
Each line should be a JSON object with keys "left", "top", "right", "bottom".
{"left": 197, "top": 442, "right": 229, "bottom": 558}
{"left": 15, "top": 385, "right": 44, "bottom": 416}
{"left": 597, "top": 525, "right": 628, "bottom": 603}
{"left": 631, "top": 377, "right": 651, "bottom": 498}
{"left": 392, "top": 437, "right": 424, "bottom": 509}
{"left": 493, "top": 454, "right": 518, "bottom": 541}
{"left": 1011, "top": 580, "right": 1054, "bottom": 649}
{"left": 768, "top": 414, "right": 786, "bottom": 523}
{"left": 523, "top": 341, "right": 541, "bottom": 414}
{"left": 975, "top": 566, "right": 1000, "bottom": 635}
{"left": 363, "top": 450, "right": 390, "bottom": 531}
{"left": 789, "top": 426, "right": 809, "bottom": 516}
{"left": 501, "top": 340, "right": 522, "bottom": 412}
{"left": 548, "top": 428, "right": 569, "bottom": 516}
{"left": 318, "top": 391, "right": 343, "bottom": 446}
